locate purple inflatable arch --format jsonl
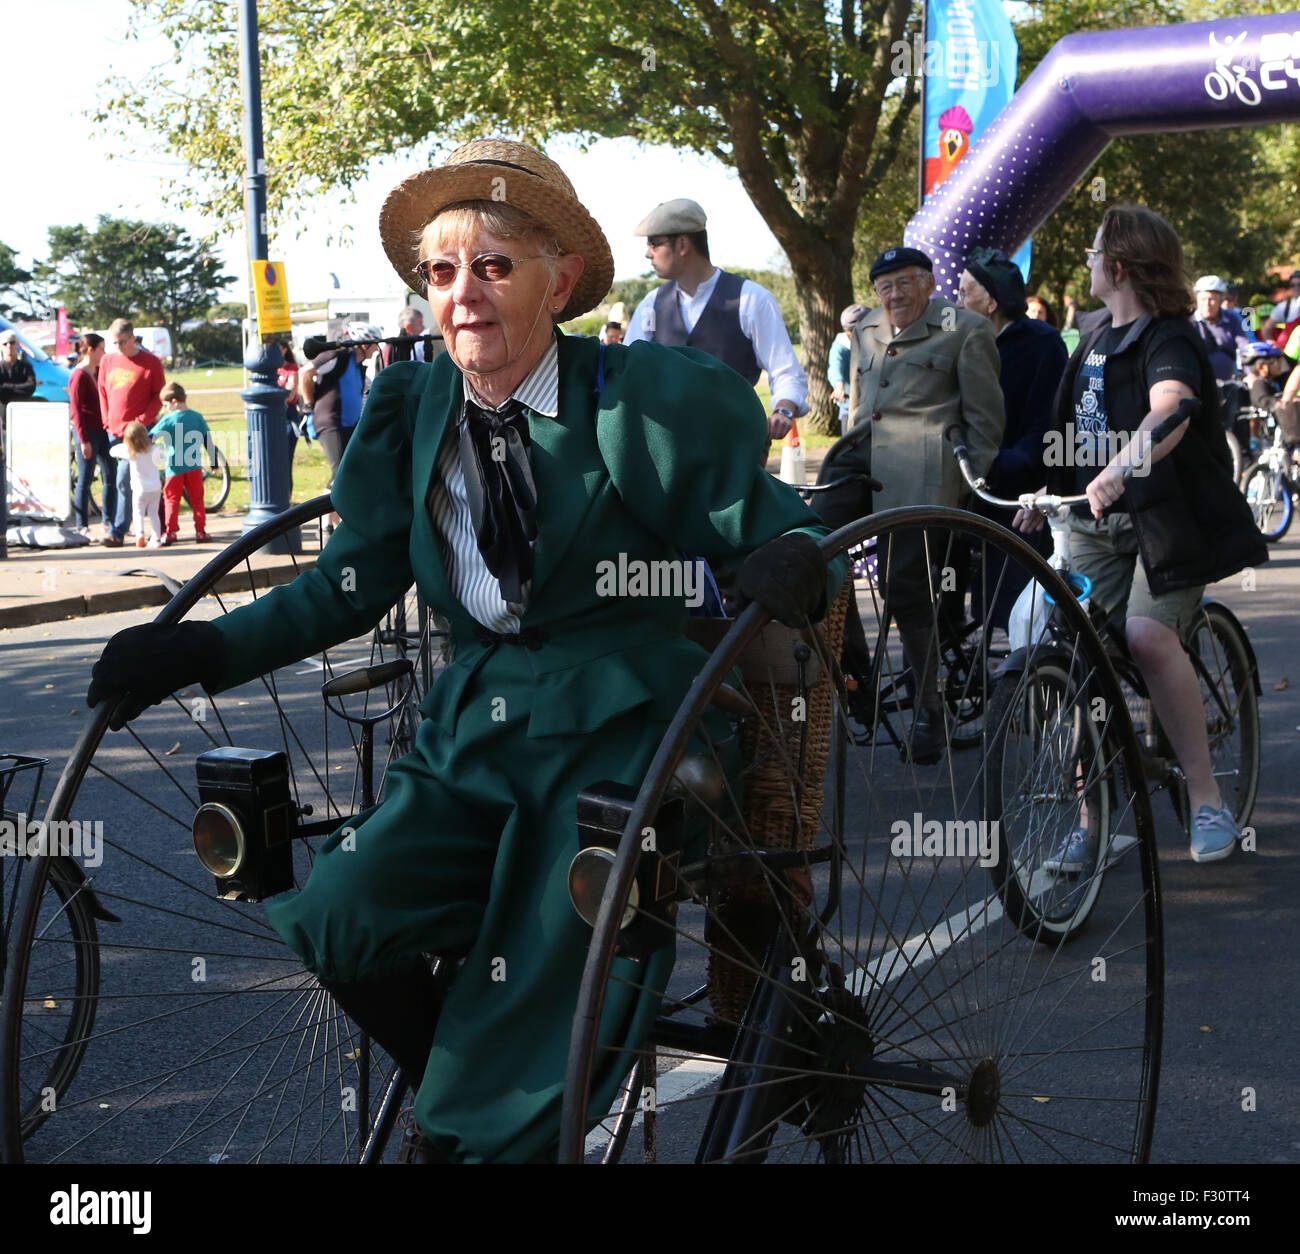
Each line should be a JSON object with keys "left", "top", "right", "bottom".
{"left": 906, "top": 12, "right": 1300, "bottom": 295}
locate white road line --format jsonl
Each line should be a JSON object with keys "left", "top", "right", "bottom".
{"left": 847, "top": 892, "right": 1004, "bottom": 997}
{"left": 584, "top": 1057, "right": 727, "bottom": 1157}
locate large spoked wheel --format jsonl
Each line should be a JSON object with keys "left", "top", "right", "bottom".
{"left": 1, "top": 496, "right": 433, "bottom": 1164}
{"left": 562, "top": 508, "right": 1162, "bottom": 1164}
{"left": 1185, "top": 602, "right": 1260, "bottom": 830}
{"left": 8, "top": 859, "right": 102, "bottom": 1142}
{"left": 1241, "top": 459, "right": 1293, "bottom": 541}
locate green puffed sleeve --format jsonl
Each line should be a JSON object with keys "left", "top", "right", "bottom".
{"left": 208, "top": 363, "right": 421, "bottom": 694}
{"left": 594, "top": 341, "right": 848, "bottom": 609}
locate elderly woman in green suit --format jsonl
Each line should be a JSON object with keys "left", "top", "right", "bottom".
{"left": 90, "top": 139, "right": 845, "bottom": 1163}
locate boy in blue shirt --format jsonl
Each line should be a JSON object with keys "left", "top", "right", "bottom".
{"left": 153, "top": 382, "right": 214, "bottom": 544}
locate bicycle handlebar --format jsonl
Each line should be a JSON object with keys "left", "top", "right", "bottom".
{"left": 796, "top": 472, "right": 884, "bottom": 498}
{"left": 945, "top": 395, "right": 1201, "bottom": 514}
{"left": 302, "top": 333, "right": 443, "bottom": 360}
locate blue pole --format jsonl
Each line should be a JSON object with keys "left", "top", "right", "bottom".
{"left": 238, "top": 0, "right": 297, "bottom": 553}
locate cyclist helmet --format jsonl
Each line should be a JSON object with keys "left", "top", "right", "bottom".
{"left": 1238, "top": 340, "right": 1282, "bottom": 371}
{"left": 344, "top": 321, "right": 385, "bottom": 342}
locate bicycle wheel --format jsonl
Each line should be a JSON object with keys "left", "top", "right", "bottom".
{"left": 562, "top": 508, "right": 1162, "bottom": 1164}
{"left": 8, "top": 859, "right": 101, "bottom": 1143}
{"left": 1184, "top": 602, "right": 1260, "bottom": 830}
{"left": 984, "top": 658, "right": 1111, "bottom": 943}
{"left": 0, "top": 496, "right": 420, "bottom": 1164}
{"left": 1241, "top": 460, "right": 1293, "bottom": 541}
{"left": 205, "top": 448, "right": 232, "bottom": 511}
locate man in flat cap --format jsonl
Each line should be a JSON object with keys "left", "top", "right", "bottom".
{"left": 626, "top": 198, "right": 808, "bottom": 439}
{"left": 810, "top": 245, "right": 1004, "bottom": 762}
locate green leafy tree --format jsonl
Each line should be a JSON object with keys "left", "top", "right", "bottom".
{"left": 38, "top": 216, "right": 234, "bottom": 353}
{"left": 182, "top": 320, "right": 244, "bottom": 365}
{"left": 99, "top": 0, "right": 926, "bottom": 433}
{"left": 0, "top": 241, "right": 53, "bottom": 320}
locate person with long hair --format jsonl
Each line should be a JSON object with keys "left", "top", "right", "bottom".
{"left": 1017, "top": 204, "right": 1266, "bottom": 866}
{"left": 277, "top": 342, "right": 301, "bottom": 495}
{"left": 69, "top": 332, "right": 114, "bottom": 537}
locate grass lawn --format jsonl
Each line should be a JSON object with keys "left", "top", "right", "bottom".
{"left": 164, "top": 369, "right": 330, "bottom": 512}
{"left": 173, "top": 369, "right": 834, "bottom": 517}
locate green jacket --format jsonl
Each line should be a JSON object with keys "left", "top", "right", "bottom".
{"left": 210, "top": 333, "right": 846, "bottom": 734}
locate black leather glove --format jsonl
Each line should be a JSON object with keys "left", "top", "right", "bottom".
{"left": 738, "top": 532, "right": 827, "bottom": 627}
{"left": 87, "top": 621, "right": 227, "bottom": 730}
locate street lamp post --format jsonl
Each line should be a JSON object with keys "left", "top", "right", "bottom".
{"left": 238, "top": 0, "right": 297, "bottom": 553}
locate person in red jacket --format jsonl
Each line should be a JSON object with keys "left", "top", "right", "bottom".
{"left": 98, "top": 318, "right": 165, "bottom": 545}
{"left": 69, "top": 333, "right": 115, "bottom": 536}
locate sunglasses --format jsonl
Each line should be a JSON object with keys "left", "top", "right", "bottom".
{"left": 413, "top": 252, "right": 546, "bottom": 289}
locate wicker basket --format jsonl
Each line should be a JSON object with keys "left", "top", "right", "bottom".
{"left": 698, "top": 584, "right": 851, "bottom": 1024}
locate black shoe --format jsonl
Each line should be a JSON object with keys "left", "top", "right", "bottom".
{"left": 903, "top": 708, "right": 945, "bottom": 765}
{"left": 395, "top": 1108, "right": 449, "bottom": 1163}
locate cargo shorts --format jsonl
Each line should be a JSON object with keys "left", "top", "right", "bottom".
{"left": 1066, "top": 513, "right": 1203, "bottom": 639}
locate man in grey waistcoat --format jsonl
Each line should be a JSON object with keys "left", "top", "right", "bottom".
{"left": 626, "top": 198, "right": 807, "bottom": 441}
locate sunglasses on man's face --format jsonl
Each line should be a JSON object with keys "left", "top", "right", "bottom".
{"left": 414, "top": 252, "right": 545, "bottom": 289}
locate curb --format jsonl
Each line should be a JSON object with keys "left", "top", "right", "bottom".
{"left": 0, "top": 561, "right": 314, "bottom": 630}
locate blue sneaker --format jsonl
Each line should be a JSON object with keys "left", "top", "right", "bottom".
{"left": 1190, "top": 805, "right": 1239, "bottom": 863}
{"left": 1043, "top": 828, "right": 1090, "bottom": 877}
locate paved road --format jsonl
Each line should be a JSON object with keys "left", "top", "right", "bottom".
{"left": 0, "top": 525, "right": 1297, "bottom": 1164}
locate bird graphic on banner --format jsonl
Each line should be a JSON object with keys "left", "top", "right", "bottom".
{"left": 924, "top": 105, "right": 974, "bottom": 197}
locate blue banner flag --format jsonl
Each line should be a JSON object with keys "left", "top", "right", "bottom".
{"left": 921, "top": 0, "right": 1030, "bottom": 277}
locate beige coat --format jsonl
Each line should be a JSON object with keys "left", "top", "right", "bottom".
{"left": 847, "top": 298, "right": 1005, "bottom": 510}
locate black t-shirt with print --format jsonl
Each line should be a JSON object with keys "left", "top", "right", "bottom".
{"left": 1071, "top": 321, "right": 1201, "bottom": 499}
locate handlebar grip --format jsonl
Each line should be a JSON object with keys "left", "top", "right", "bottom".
{"left": 1148, "top": 395, "right": 1200, "bottom": 446}
{"left": 1119, "top": 396, "right": 1202, "bottom": 483}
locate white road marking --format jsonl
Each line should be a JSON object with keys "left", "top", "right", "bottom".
{"left": 847, "top": 892, "right": 1004, "bottom": 997}
{"left": 584, "top": 1056, "right": 726, "bottom": 1157}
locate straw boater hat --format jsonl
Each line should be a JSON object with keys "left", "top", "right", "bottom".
{"left": 379, "top": 138, "right": 613, "bottom": 322}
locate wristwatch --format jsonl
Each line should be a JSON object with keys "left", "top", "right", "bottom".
{"left": 773, "top": 406, "right": 795, "bottom": 420}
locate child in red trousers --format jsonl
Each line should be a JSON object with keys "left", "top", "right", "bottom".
{"left": 153, "top": 382, "right": 214, "bottom": 544}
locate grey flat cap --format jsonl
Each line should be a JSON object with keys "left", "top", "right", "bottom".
{"left": 634, "top": 198, "right": 707, "bottom": 236}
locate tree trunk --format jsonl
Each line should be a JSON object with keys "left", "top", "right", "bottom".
{"left": 788, "top": 254, "right": 854, "bottom": 438}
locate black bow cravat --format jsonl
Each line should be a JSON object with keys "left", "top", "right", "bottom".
{"left": 458, "top": 397, "right": 538, "bottom": 603}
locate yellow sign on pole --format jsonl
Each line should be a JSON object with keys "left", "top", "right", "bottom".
{"left": 251, "top": 260, "right": 291, "bottom": 335}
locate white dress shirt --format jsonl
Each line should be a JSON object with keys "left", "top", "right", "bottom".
{"left": 428, "top": 337, "right": 560, "bottom": 632}
{"left": 625, "top": 269, "right": 808, "bottom": 414}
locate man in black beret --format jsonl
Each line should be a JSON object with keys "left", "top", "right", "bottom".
{"left": 811, "top": 244, "right": 1004, "bottom": 762}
